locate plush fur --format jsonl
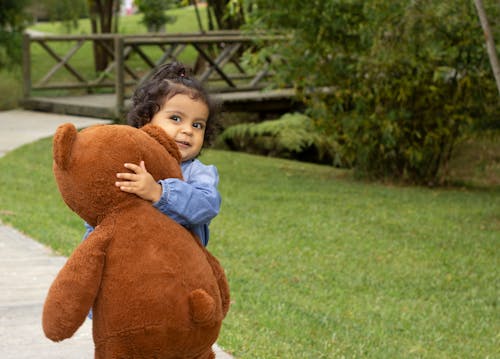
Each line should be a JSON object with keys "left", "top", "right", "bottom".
{"left": 43, "top": 123, "right": 230, "bottom": 359}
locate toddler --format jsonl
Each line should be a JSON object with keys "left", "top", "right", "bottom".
{"left": 83, "top": 61, "right": 221, "bottom": 246}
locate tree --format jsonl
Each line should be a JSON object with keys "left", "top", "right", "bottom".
{"left": 87, "top": 0, "right": 120, "bottom": 72}
{"left": 473, "top": 0, "right": 500, "bottom": 95}
{"left": 191, "top": 0, "right": 205, "bottom": 32}
{"left": 136, "top": 0, "right": 177, "bottom": 33}
{"left": 0, "top": 0, "right": 32, "bottom": 67}
{"left": 190, "top": 0, "right": 249, "bottom": 74}
{"left": 206, "top": 0, "right": 246, "bottom": 30}
{"left": 248, "top": 0, "right": 500, "bottom": 184}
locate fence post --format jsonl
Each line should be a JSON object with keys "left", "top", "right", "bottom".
{"left": 22, "top": 32, "right": 31, "bottom": 100}
{"left": 114, "top": 35, "right": 125, "bottom": 120}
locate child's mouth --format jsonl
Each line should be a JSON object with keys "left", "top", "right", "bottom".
{"left": 176, "top": 140, "right": 190, "bottom": 148}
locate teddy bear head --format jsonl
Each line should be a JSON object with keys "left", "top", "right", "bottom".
{"left": 53, "top": 123, "right": 182, "bottom": 227}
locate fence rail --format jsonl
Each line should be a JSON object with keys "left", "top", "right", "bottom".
{"left": 22, "top": 31, "right": 290, "bottom": 118}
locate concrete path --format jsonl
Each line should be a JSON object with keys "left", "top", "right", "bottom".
{"left": 0, "top": 110, "right": 233, "bottom": 358}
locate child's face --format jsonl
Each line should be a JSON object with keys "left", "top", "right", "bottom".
{"left": 150, "top": 94, "right": 209, "bottom": 162}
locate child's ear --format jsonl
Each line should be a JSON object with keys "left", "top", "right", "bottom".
{"left": 141, "top": 124, "right": 182, "bottom": 164}
{"left": 53, "top": 123, "right": 77, "bottom": 170}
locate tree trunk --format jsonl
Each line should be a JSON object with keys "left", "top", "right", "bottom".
{"left": 191, "top": 0, "right": 205, "bottom": 33}
{"left": 87, "top": 0, "right": 120, "bottom": 73}
{"left": 473, "top": 0, "right": 500, "bottom": 96}
{"left": 207, "top": 0, "right": 245, "bottom": 30}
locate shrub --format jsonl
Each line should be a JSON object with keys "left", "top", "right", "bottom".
{"left": 248, "top": 0, "right": 500, "bottom": 184}
{"left": 219, "top": 113, "right": 336, "bottom": 164}
{"left": 135, "top": 0, "right": 177, "bottom": 32}
{"left": 0, "top": 0, "right": 32, "bottom": 67}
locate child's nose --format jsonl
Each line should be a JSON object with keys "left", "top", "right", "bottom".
{"left": 181, "top": 123, "right": 193, "bottom": 135}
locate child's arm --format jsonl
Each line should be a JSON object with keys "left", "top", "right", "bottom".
{"left": 153, "top": 162, "right": 220, "bottom": 226}
{"left": 115, "top": 161, "right": 162, "bottom": 202}
{"left": 115, "top": 160, "right": 221, "bottom": 227}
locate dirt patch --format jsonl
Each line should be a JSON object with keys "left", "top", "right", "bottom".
{"left": 445, "top": 133, "right": 500, "bottom": 188}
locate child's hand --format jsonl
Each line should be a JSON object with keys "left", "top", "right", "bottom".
{"left": 115, "top": 161, "right": 162, "bottom": 203}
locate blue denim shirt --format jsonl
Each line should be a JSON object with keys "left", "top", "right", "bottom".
{"left": 153, "top": 159, "right": 221, "bottom": 246}
{"left": 83, "top": 158, "right": 221, "bottom": 246}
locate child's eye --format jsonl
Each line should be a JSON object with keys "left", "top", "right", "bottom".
{"left": 193, "top": 122, "right": 205, "bottom": 130}
{"left": 170, "top": 115, "right": 181, "bottom": 122}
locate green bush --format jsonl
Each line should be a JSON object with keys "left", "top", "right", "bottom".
{"left": 220, "top": 113, "right": 336, "bottom": 164}
{"left": 0, "top": 0, "right": 32, "bottom": 67}
{"left": 333, "top": 1, "right": 500, "bottom": 184}
{"left": 41, "top": 0, "right": 88, "bottom": 32}
{"left": 0, "top": 67, "right": 22, "bottom": 110}
{"left": 248, "top": 0, "right": 500, "bottom": 184}
{"left": 136, "top": 0, "right": 177, "bottom": 32}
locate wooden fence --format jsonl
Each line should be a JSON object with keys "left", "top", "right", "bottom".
{"left": 22, "top": 31, "right": 296, "bottom": 118}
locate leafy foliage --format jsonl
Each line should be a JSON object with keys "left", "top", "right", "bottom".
{"left": 86, "top": 0, "right": 121, "bottom": 71}
{"left": 206, "top": 0, "right": 246, "bottom": 30}
{"left": 220, "top": 113, "right": 336, "bottom": 164}
{"left": 248, "top": 0, "right": 500, "bottom": 184}
{"left": 41, "top": 0, "right": 88, "bottom": 32}
{"left": 0, "top": 0, "right": 32, "bottom": 67}
{"left": 135, "top": 0, "right": 177, "bottom": 32}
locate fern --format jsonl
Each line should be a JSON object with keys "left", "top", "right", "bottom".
{"left": 220, "top": 113, "right": 336, "bottom": 164}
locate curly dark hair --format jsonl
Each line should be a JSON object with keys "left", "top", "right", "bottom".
{"left": 127, "top": 62, "right": 220, "bottom": 147}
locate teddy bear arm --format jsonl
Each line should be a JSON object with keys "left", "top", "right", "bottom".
{"left": 42, "top": 229, "right": 111, "bottom": 341}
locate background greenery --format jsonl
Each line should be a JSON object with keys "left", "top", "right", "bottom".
{"left": 0, "top": 138, "right": 498, "bottom": 358}
{"left": 246, "top": 0, "right": 500, "bottom": 184}
{"left": 2, "top": 2, "right": 500, "bottom": 183}
{"left": 29, "top": 5, "right": 206, "bottom": 35}
{"left": 0, "top": 4, "right": 208, "bottom": 111}
{"left": 219, "top": 113, "right": 336, "bottom": 164}
{"left": 0, "top": 0, "right": 32, "bottom": 68}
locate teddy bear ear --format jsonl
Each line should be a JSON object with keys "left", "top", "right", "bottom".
{"left": 53, "top": 123, "right": 77, "bottom": 170}
{"left": 141, "top": 124, "right": 182, "bottom": 164}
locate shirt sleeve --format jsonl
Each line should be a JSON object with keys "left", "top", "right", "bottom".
{"left": 153, "top": 161, "right": 221, "bottom": 227}
{"left": 82, "top": 222, "right": 95, "bottom": 318}
{"left": 82, "top": 221, "right": 94, "bottom": 240}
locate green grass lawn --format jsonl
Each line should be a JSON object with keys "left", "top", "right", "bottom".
{"left": 30, "top": 5, "right": 209, "bottom": 35}
{"left": 0, "top": 137, "right": 498, "bottom": 358}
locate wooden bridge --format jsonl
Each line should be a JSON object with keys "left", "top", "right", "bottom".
{"left": 21, "top": 31, "right": 299, "bottom": 120}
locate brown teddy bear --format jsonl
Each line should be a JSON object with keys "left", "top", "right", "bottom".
{"left": 42, "top": 123, "right": 230, "bottom": 359}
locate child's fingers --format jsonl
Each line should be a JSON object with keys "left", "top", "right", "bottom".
{"left": 123, "top": 162, "right": 144, "bottom": 173}
{"left": 115, "top": 180, "right": 134, "bottom": 188}
{"left": 116, "top": 172, "right": 138, "bottom": 180}
{"left": 115, "top": 182, "right": 139, "bottom": 194}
